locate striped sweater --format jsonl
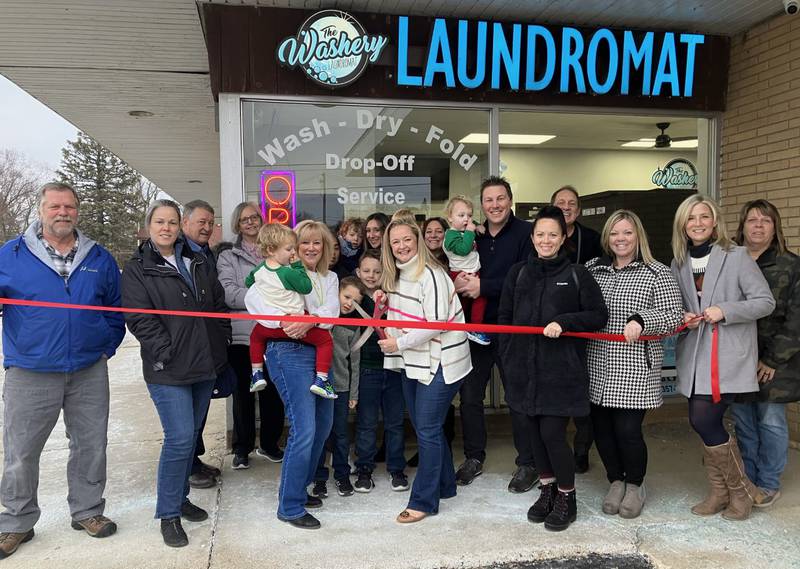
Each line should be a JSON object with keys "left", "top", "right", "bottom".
{"left": 384, "top": 256, "right": 473, "bottom": 385}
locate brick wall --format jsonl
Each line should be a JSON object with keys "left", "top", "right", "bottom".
{"left": 721, "top": 13, "right": 800, "bottom": 445}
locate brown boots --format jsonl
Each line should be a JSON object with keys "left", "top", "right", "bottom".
{"left": 692, "top": 435, "right": 761, "bottom": 521}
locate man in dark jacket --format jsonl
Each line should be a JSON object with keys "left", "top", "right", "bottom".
{"left": 181, "top": 200, "right": 223, "bottom": 489}
{"left": 0, "top": 183, "right": 126, "bottom": 559}
{"left": 552, "top": 185, "right": 604, "bottom": 474}
{"left": 453, "top": 176, "right": 537, "bottom": 492}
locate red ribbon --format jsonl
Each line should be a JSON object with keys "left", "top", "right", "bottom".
{"left": 711, "top": 323, "right": 720, "bottom": 403}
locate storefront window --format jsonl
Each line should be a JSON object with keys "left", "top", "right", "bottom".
{"left": 242, "top": 101, "right": 490, "bottom": 228}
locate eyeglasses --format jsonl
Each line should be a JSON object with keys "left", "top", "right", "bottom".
{"left": 239, "top": 214, "right": 261, "bottom": 225}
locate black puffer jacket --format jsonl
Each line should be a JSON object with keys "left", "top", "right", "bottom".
{"left": 122, "top": 239, "right": 231, "bottom": 385}
{"left": 498, "top": 252, "right": 608, "bottom": 417}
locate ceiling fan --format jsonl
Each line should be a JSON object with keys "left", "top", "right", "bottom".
{"left": 618, "top": 122, "right": 698, "bottom": 148}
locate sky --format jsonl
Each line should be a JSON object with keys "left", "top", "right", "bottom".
{"left": 0, "top": 74, "right": 79, "bottom": 175}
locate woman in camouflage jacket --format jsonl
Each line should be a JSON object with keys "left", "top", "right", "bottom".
{"left": 732, "top": 199, "right": 800, "bottom": 507}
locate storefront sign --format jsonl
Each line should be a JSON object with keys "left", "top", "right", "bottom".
{"left": 276, "top": 10, "right": 388, "bottom": 88}
{"left": 260, "top": 170, "right": 297, "bottom": 227}
{"left": 651, "top": 158, "right": 698, "bottom": 189}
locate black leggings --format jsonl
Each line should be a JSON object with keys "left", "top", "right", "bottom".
{"left": 591, "top": 404, "right": 647, "bottom": 486}
{"left": 528, "top": 415, "right": 573, "bottom": 489}
{"left": 688, "top": 395, "right": 734, "bottom": 446}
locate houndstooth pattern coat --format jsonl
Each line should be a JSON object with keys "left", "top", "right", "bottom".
{"left": 586, "top": 257, "right": 684, "bottom": 409}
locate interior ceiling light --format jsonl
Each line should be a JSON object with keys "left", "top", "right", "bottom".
{"left": 621, "top": 138, "right": 698, "bottom": 149}
{"left": 128, "top": 110, "right": 154, "bottom": 117}
{"left": 459, "top": 133, "right": 556, "bottom": 145}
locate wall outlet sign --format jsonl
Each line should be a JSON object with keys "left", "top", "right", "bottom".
{"left": 276, "top": 10, "right": 389, "bottom": 87}
{"left": 651, "top": 158, "right": 698, "bottom": 190}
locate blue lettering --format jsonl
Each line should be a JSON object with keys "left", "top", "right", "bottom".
{"left": 491, "top": 22, "right": 521, "bottom": 90}
{"left": 653, "top": 33, "right": 679, "bottom": 96}
{"left": 424, "top": 19, "right": 456, "bottom": 87}
{"left": 457, "top": 20, "right": 487, "bottom": 89}
{"left": 621, "top": 31, "right": 654, "bottom": 95}
{"left": 560, "top": 27, "right": 586, "bottom": 93}
{"left": 587, "top": 29, "right": 618, "bottom": 94}
{"left": 680, "top": 33, "right": 704, "bottom": 96}
{"left": 525, "top": 25, "right": 555, "bottom": 91}
{"left": 397, "top": 16, "right": 422, "bottom": 87}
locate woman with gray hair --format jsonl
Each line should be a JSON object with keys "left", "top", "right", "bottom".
{"left": 216, "top": 202, "right": 285, "bottom": 470}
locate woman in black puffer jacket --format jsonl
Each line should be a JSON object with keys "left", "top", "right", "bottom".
{"left": 498, "top": 206, "right": 607, "bottom": 532}
{"left": 122, "top": 199, "right": 230, "bottom": 548}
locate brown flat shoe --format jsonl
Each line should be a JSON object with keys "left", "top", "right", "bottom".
{"left": 396, "top": 509, "right": 427, "bottom": 524}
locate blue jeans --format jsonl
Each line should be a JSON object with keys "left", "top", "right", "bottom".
{"left": 355, "top": 369, "right": 406, "bottom": 474}
{"left": 731, "top": 402, "right": 788, "bottom": 492}
{"left": 402, "top": 368, "right": 461, "bottom": 514}
{"left": 147, "top": 379, "right": 215, "bottom": 519}
{"left": 315, "top": 388, "right": 352, "bottom": 482}
{"left": 266, "top": 342, "right": 334, "bottom": 520}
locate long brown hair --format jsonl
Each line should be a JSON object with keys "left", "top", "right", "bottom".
{"left": 734, "top": 199, "right": 787, "bottom": 255}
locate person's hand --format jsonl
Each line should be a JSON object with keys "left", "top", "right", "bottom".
{"left": 348, "top": 399, "right": 358, "bottom": 409}
{"left": 757, "top": 360, "right": 776, "bottom": 384}
{"left": 703, "top": 305, "right": 725, "bottom": 324}
{"left": 378, "top": 337, "right": 399, "bottom": 353}
{"left": 543, "top": 322, "right": 563, "bottom": 338}
{"left": 281, "top": 318, "right": 314, "bottom": 339}
{"left": 453, "top": 271, "right": 470, "bottom": 291}
{"left": 472, "top": 222, "right": 485, "bottom": 235}
{"left": 373, "top": 289, "right": 387, "bottom": 310}
{"left": 684, "top": 312, "right": 701, "bottom": 330}
{"left": 457, "top": 274, "right": 481, "bottom": 299}
{"left": 623, "top": 320, "right": 643, "bottom": 344}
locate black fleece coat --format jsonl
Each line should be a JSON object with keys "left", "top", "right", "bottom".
{"left": 498, "top": 252, "right": 608, "bottom": 417}
{"left": 122, "top": 239, "right": 231, "bottom": 385}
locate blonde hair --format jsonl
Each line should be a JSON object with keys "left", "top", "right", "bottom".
{"left": 601, "top": 210, "right": 655, "bottom": 265}
{"left": 295, "top": 219, "right": 334, "bottom": 276}
{"left": 671, "top": 194, "right": 733, "bottom": 266}
{"left": 391, "top": 208, "right": 417, "bottom": 224}
{"left": 444, "top": 195, "right": 474, "bottom": 219}
{"left": 256, "top": 223, "right": 296, "bottom": 258}
{"left": 381, "top": 219, "right": 443, "bottom": 292}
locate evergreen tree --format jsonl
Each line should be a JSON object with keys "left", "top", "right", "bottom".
{"left": 57, "top": 132, "right": 147, "bottom": 263}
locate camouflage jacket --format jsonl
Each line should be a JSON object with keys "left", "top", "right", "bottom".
{"left": 741, "top": 247, "right": 800, "bottom": 403}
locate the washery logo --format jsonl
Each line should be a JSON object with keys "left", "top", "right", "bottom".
{"left": 652, "top": 158, "right": 698, "bottom": 190}
{"left": 276, "top": 10, "right": 388, "bottom": 88}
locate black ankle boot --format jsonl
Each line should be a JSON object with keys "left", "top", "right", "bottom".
{"left": 527, "top": 482, "right": 556, "bottom": 523}
{"left": 161, "top": 517, "right": 188, "bottom": 547}
{"left": 544, "top": 489, "right": 577, "bottom": 531}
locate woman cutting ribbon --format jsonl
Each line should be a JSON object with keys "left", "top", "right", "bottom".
{"left": 670, "top": 194, "right": 774, "bottom": 521}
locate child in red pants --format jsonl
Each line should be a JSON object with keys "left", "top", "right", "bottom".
{"left": 245, "top": 223, "right": 335, "bottom": 399}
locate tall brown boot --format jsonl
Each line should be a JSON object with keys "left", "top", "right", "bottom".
{"left": 721, "top": 435, "right": 762, "bottom": 521}
{"left": 691, "top": 442, "right": 729, "bottom": 516}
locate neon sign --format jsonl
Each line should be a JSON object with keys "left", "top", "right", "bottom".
{"left": 260, "top": 170, "right": 297, "bottom": 227}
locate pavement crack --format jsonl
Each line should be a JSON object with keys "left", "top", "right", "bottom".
{"left": 206, "top": 466, "right": 224, "bottom": 569}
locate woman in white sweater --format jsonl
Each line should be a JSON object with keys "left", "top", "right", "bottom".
{"left": 377, "top": 219, "right": 473, "bottom": 524}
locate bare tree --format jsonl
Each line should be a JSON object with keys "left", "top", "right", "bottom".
{"left": 0, "top": 150, "right": 44, "bottom": 243}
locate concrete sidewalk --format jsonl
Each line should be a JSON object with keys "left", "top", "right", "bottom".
{"left": 1, "top": 330, "right": 798, "bottom": 569}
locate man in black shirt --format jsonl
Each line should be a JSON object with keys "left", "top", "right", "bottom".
{"left": 453, "top": 176, "right": 538, "bottom": 493}
{"left": 551, "top": 185, "right": 604, "bottom": 473}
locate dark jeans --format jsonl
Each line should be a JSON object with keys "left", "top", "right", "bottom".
{"left": 228, "top": 344, "right": 285, "bottom": 456}
{"left": 459, "top": 340, "right": 534, "bottom": 466}
{"left": 315, "top": 388, "right": 352, "bottom": 482}
{"left": 355, "top": 369, "right": 406, "bottom": 474}
{"left": 572, "top": 415, "right": 594, "bottom": 457}
{"left": 528, "top": 415, "right": 573, "bottom": 489}
{"left": 591, "top": 404, "right": 647, "bottom": 486}
{"left": 266, "top": 342, "right": 334, "bottom": 521}
{"left": 402, "top": 368, "right": 461, "bottom": 514}
{"left": 147, "top": 379, "right": 215, "bottom": 519}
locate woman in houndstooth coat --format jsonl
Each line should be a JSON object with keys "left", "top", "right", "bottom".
{"left": 586, "top": 210, "right": 683, "bottom": 520}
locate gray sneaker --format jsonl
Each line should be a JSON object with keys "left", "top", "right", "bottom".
{"left": 618, "top": 483, "right": 646, "bottom": 519}
{"left": 754, "top": 488, "right": 781, "bottom": 508}
{"left": 602, "top": 480, "right": 627, "bottom": 515}
{"left": 455, "top": 458, "right": 483, "bottom": 486}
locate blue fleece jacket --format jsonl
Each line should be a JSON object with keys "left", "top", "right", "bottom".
{"left": 0, "top": 223, "right": 126, "bottom": 372}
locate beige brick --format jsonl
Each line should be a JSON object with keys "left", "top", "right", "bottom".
{"left": 757, "top": 140, "right": 790, "bottom": 155}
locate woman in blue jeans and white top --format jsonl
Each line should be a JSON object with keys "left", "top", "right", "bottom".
{"left": 122, "top": 200, "right": 231, "bottom": 547}
{"left": 377, "top": 219, "right": 472, "bottom": 524}
{"left": 244, "top": 219, "right": 339, "bottom": 529}
{"left": 732, "top": 199, "right": 800, "bottom": 508}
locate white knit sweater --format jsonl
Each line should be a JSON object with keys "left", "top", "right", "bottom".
{"left": 384, "top": 256, "right": 473, "bottom": 385}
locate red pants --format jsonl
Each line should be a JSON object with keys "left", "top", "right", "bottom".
{"left": 249, "top": 324, "right": 333, "bottom": 374}
{"left": 449, "top": 270, "right": 487, "bottom": 324}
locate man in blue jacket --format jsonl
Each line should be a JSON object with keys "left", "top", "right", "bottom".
{"left": 0, "top": 182, "right": 125, "bottom": 560}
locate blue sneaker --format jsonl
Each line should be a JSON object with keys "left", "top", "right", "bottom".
{"left": 250, "top": 369, "right": 267, "bottom": 393}
{"left": 467, "top": 331, "right": 491, "bottom": 346}
{"left": 310, "top": 375, "right": 337, "bottom": 399}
